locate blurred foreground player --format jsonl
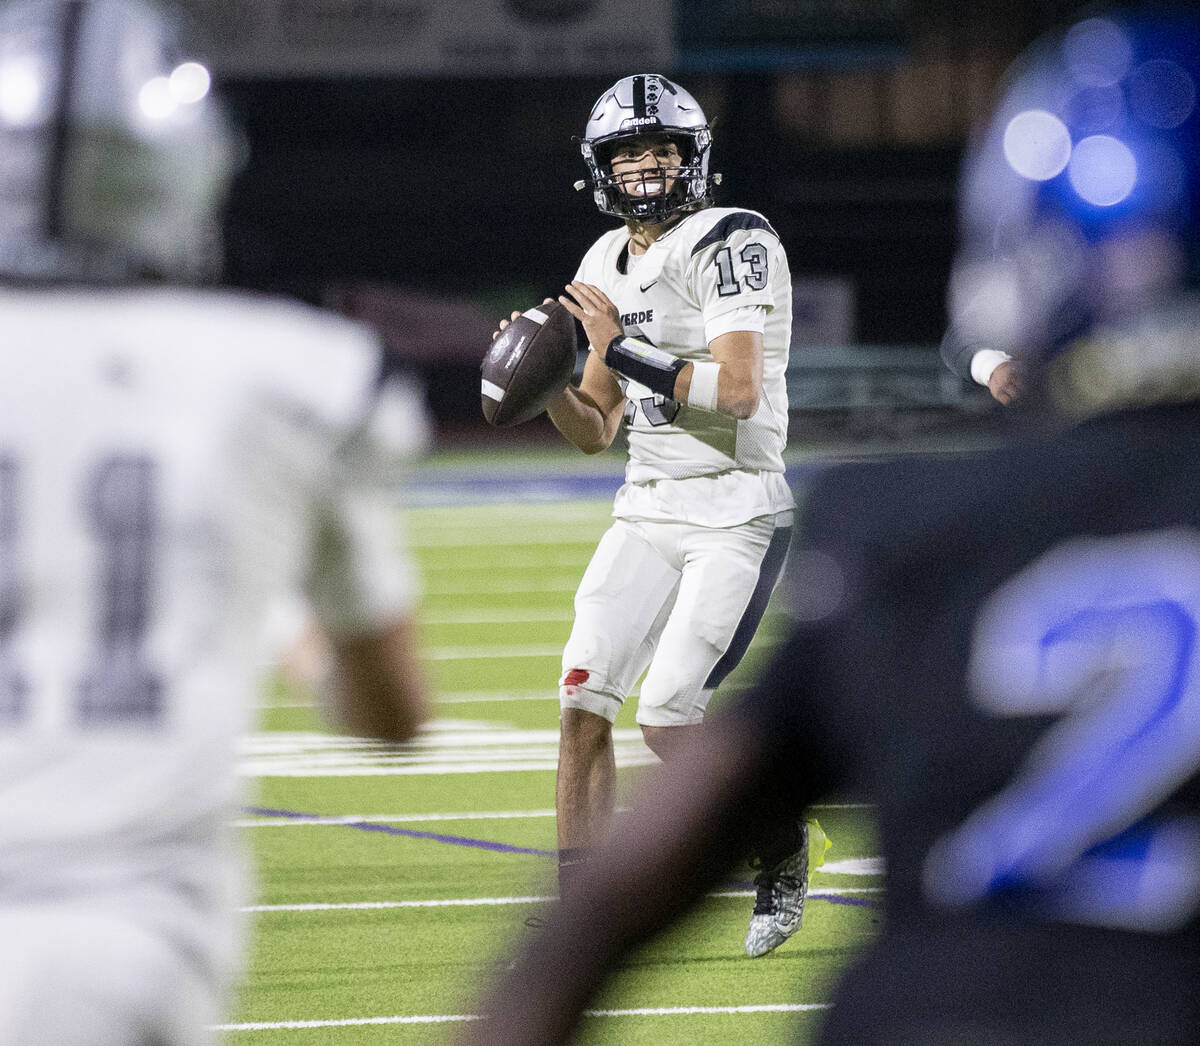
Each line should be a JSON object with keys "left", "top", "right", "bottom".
{"left": 464, "top": 9, "right": 1200, "bottom": 1044}
{"left": 0, "top": 2, "right": 430, "bottom": 1044}
{"left": 493, "top": 73, "right": 818, "bottom": 955}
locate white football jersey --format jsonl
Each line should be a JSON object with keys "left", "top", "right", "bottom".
{"left": 0, "top": 287, "right": 427, "bottom": 987}
{"left": 575, "top": 206, "right": 794, "bottom": 526}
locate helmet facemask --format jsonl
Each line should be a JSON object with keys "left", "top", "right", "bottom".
{"left": 578, "top": 74, "right": 715, "bottom": 224}
{"left": 584, "top": 128, "right": 712, "bottom": 224}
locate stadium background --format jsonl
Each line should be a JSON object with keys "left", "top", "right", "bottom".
{"left": 187, "top": 1, "right": 1104, "bottom": 1041}
{"left": 186, "top": 0, "right": 1095, "bottom": 437}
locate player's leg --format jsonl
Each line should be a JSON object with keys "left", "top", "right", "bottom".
{"left": 634, "top": 512, "right": 817, "bottom": 955}
{"left": 557, "top": 520, "right": 679, "bottom": 894}
{"left": 635, "top": 513, "right": 790, "bottom": 730}
{"left": 556, "top": 707, "right": 615, "bottom": 853}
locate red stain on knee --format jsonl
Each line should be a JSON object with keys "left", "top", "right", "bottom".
{"left": 561, "top": 668, "right": 590, "bottom": 695}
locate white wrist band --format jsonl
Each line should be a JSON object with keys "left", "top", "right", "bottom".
{"left": 970, "top": 348, "right": 1014, "bottom": 386}
{"left": 687, "top": 361, "right": 721, "bottom": 412}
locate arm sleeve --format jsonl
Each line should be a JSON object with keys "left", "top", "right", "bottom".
{"left": 940, "top": 325, "right": 985, "bottom": 382}
{"left": 305, "top": 364, "right": 431, "bottom": 637}
{"left": 704, "top": 303, "right": 767, "bottom": 344}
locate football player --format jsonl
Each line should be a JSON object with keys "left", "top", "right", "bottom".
{"left": 0, "top": 3, "right": 431, "bottom": 1044}
{"left": 464, "top": 7, "right": 1200, "bottom": 1044}
{"left": 496, "top": 73, "right": 819, "bottom": 956}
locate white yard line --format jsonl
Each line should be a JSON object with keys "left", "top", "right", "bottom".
{"left": 243, "top": 896, "right": 554, "bottom": 912}
{"left": 259, "top": 690, "right": 558, "bottom": 709}
{"left": 437, "top": 690, "right": 558, "bottom": 703}
{"left": 235, "top": 805, "right": 872, "bottom": 827}
{"left": 427, "top": 577, "right": 580, "bottom": 595}
{"left": 243, "top": 886, "right": 882, "bottom": 913}
{"left": 420, "top": 609, "right": 574, "bottom": 624}
{"left": 235, "top": 809, "right": 558, "bottom": 827}
{"left": 216, "top": 1002, "right": 828, "bottom": 1031}
{"left": 237, "top": 727, "right": 658, "bottom": 777}
{"left": 409, "top": 529, "right": 606, "bottom": 549}
{"left": 425, "top": 644, "right": 564, "bottom": 660}
{"left": 421, "top": 554, "right": 587, "bottom": 570}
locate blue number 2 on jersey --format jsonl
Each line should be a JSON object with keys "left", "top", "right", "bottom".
{"left": 923, "top": 529, "right": 1200, "bottom": 933}
{"left": 0, "top": 454, "right": 162, "bottom": 728}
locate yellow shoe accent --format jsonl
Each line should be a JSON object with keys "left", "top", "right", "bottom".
{"left": 806, "top": 817, "right": 832, "bottom": 872}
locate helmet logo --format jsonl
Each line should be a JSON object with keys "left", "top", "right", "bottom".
{"left": 645, "top": 77, "right": 662, "bottom": 116}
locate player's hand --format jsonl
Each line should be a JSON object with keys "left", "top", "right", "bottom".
{"left": 492, "top": 298, "right": 555, "bottom": 341}
{"left": 559, "top": 281, "right": 622, "bottom": 353}
{"left": 987, "top": 360, "right": 1026, "bottom": 406}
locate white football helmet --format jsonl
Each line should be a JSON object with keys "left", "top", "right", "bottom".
{"left": 579, "top": 73, "right": 715, "bottom": 223}
{"left": 0, "top": 0, "right": 238, "bottom": 282}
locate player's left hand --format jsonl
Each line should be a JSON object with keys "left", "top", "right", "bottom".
{"left": 560, "top": 281, "right": 622, "bottom": 353}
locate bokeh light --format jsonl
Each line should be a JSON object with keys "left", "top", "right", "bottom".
{"left": 1003, "top": 109, "right": 1072, "bottom": 181}
{"left": 1129, "top": 59, "right": 1196, "bottom": 129}
{"left": 0, "top": 55, "right": 43, "bottom": 126}
{"left": 138, "top": 75, "right": 176, "bottom": 120}
{"left": 1065, "top": 85, "right": 1124, "bottom": 136}
{"left": 1064, "top": 18, "right": 1133, "bottom": 87}
{"left": 169, "top": 62, "right": 210, "bottom": 105}
{"left": 1068, "top": 135, "right": 1137, "bottom": 206}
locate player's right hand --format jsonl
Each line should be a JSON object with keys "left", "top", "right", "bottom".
{"left": 491, "top": 311, "right": 521, "bottom": 341}
{"left": 988, "top": 360, "right": 1027, "bottom": 405}
{"left": 491, "top": 298, "right": 556, "bottom": 341}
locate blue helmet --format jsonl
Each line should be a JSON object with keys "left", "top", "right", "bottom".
{"left": 949, "top": 7, "right": 1200, "bottom": 411}
{"left": 0, "top": 0, "right": 238, "bottom": 283}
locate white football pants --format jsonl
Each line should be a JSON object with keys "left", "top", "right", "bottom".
{"left": 559, "top": 511, "right": 792, "bottom": 727}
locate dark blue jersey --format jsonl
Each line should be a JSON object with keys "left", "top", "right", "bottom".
{"left": 733, "top": 402, "right": 1200, "bottom": 1045}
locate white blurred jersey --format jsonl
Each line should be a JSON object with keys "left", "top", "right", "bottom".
{"left": 575, "top": 206, "right": 793, "bottom": 527}
{"left": 0, "top": 287, "right": 427, "bottom": 992}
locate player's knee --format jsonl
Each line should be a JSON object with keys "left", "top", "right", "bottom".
{"left": 640, "top": 723, "right": 699, "bottom": 760}
{"left": 638, "top": 662, "right": 711, "bottom": 727}
{"left": 559, "top": 668, "right": 622, "bottom": 723}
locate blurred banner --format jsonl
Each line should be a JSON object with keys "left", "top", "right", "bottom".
{"left": 177, "top": 0, "right": 673, "bottom": 76}
{"left": 677, "top": 0, "right": 912, "bottom": 68}
{"left": 791, "top": 276, "right": 855, "bottom": 348}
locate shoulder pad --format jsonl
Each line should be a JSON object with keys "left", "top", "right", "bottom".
{"left": 689, "top": 210, "right": 780, "bottom": 256}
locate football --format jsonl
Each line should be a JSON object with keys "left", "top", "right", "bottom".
{"left": 480, "top": 300, "right": 578, "bottom": 427}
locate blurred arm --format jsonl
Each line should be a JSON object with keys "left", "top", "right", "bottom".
{"left": 458, "top": 717, "right": 770, "bottom": 1046}
{"left": 327, "top": 616, "right": 429, "bottom": 743}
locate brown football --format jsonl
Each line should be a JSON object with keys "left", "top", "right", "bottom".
{"left": 480, "top": 301, "right": 578, "bottom": 427}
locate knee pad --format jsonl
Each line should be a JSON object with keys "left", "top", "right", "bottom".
{"left": 635, "top": 662, "right": 712, "bottom": 728}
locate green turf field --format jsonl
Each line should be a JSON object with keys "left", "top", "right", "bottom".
{"left": 226, "top": 496, "right": 881, "bottom": 1045}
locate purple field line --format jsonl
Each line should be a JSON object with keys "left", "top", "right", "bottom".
{"left": 244, "top": 806, "right": 882, "bottom": 907}
{"left": 242, "top": 806, "right": 556, "bottom": 858}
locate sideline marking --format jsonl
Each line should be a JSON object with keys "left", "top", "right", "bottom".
{"left": 216, "top": 1002, "right": 829, "bottom": 1032}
